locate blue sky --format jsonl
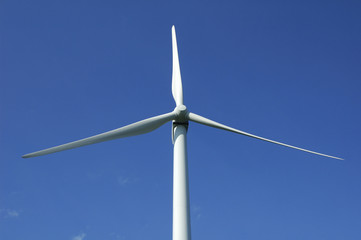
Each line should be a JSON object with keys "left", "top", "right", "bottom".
{"left": 1, "top": 0, "right": 360, "bottom": 239}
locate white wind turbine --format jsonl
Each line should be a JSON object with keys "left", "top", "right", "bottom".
{"left": 23, "top": 26, "right": 343, "bottom": 240}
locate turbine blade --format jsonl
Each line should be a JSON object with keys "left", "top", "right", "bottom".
{"left": 187, "top": 112, "right": 343, "bottom": 160}
{"left": 172, "top": 25, "right": 184, "bottom": 106}
{"left": 22, "top": 112, "right": 176, "bottom": 158}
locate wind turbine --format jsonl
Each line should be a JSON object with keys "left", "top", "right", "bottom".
{"left": 23, "top": 26, "right": 343, "bottom": 240}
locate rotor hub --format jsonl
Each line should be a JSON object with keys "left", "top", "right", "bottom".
{"left": 174, "top": 105, "right": 189, "bottom": 122}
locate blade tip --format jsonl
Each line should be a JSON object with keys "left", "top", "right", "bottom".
{"left": 328, "top": 155, "right": 344, "bottom": 160}
{"left": 22, "top": 152, "right": 38, "bottom": 158}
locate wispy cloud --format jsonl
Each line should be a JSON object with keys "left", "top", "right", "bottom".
{"left": 72, "top": 233, "right": 86, "bottom": 240}
{"left": 192, "top": 205, "right": 202, "bottom": 220}
{"left": 7, "top": 209, "right": 20, "bottom": 217}
{"left": 0, "top": 209, "right": 20, "bottom": 218}
{"left": 109, "top": 232, "right": 124, "bottom": 240}
{"left": 117, "top": 175, "right": 130, "bottom": 186}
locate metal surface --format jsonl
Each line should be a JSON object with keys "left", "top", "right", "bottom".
{"left": 172, "top": 26, "right": 183, "bottom": 107}
{"left": 173, "top": 124, "right": 191, "bottom": 240}
{"left": 187, "top": 112, "right": 343, "bottom": 160}
{"left": 22, "top": 112, "right": 176, "bottom": 158}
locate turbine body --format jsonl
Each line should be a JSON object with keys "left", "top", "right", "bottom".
{"left": 22, "top": 26, "right": 343, "bottom": 240}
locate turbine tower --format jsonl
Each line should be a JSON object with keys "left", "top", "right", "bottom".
{"left": 23, "top": 26, "right": 342, "bottom": 240}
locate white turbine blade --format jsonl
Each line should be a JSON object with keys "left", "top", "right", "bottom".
{"left": 22, "top": 112, "right": 176, "bottom": 158}
{"left": 172, "top": 25, "right": 184, "bottom": 106}
{"left": 187, "top": 112, "right": 343, "bottom": 160}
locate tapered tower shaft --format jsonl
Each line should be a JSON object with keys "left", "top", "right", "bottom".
{"left": 172, "top": 123, "right": 191, "bottom": 240}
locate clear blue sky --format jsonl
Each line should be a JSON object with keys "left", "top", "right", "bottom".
{"left": 1, "top": 0, "right": 360, "bottom": 239}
